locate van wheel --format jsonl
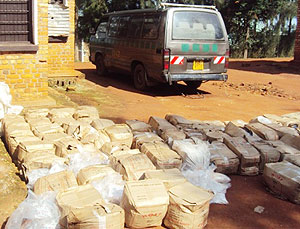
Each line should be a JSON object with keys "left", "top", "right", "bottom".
{"left": 133, "top": 64, "right": 148, "bottom": 91}
{"left": 96, "top": 55, "right": 107, "bottom": 76}
{"left": 185, "top": 81, "right": 202, "bottom": 89}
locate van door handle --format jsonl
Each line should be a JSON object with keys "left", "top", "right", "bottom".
{"left": 156, "top": 48, "right": 162, "bottom": 54}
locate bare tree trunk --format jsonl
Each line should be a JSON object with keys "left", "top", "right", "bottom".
{"left": 243, "top": 25, "right": 250, "bottom": 59}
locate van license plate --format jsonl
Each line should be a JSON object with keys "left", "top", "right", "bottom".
{"left": 193, "top": 61, "right": 204, "bottom": 70}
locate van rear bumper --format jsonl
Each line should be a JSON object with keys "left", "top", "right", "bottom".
{"left": 165, "top": 73, "right": 228, "bottom": 84}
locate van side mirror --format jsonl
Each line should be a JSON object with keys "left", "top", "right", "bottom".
{"left": 89, "top": 28, "right": 95, "bottom": 34}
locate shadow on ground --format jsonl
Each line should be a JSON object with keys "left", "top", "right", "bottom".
{"left": 77, "top": 68, "right": 211, "bottom": 97}
{"left": 207, "top": 175, "right": 300, "bottom": 228}
{"left": 229, "top": 60, "right": 300, "bottom": 75}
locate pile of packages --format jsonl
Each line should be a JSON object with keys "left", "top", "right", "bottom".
{"left": 2, "top": 107, "right": 216, "bottom": 229}
{"left": 2, "top": 106, "right": 300, "bottom": 228}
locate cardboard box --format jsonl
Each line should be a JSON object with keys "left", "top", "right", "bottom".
{"left": 101, "top": 142, "right": 131, "bottom": 156}
{"left": 15, "top": 140, "right": 55, "bottom": 163}
{"left": 113, "top": 153, "right": 156, "bottom": 180}
{"left": 32, "top": 123, "right": 64, "bottom": 139}
{"left": 91, "top": 118, "right": 115, "bottom": 131}
{"left": 27, "top": 117, "right": 52, "bottom": 129}
{"left": 51, "top": 117, "right": 76, "bottom": 126}
{"left": 268, "top": 140, "right": 300, "bottom": 160}
{"left": 262, "top": 123, "right": 298, "bottom": 138}
{"left": 283, "top": 154, "right": 300, "bottom": 167}
{"left": 22, "top": 152, "right": 67, "bottom": 171}
{"left": 264, "top": 113, "right": 300, "bottom": 127}
{"left": 223, "top": 136, "right": 260, "bottom": 175}
{"left": 125, "top": 119, "right": 152, "bottom": 132}
{"left": 144, "top": 168, "right": 186, "bottom": 190}
{"left": 164, "top": 182, "right": 214, "bottom": 229}
{"left": 24, "top": 108, "right": 49, "bottom": 119}
{"left": 148, "top": 116, "right": 177, "bottom": 135}
{"left": 56, "top": 184, "right": 104, "bottom": 221}
{"left": 34, "top": 170, "right": 78, "bottom": 195}
{"left": 73, "top": 106, "right": 99, "bottom": 120}
{"left": 104, "top": 124, "right": 133, "bottom": 148}
{"left": 48, "top": 107, "right": 76, "bottom": 120}
{"left": 67, "top": 203, "right": 124, "bottom": 229}
{"left": 109, "top": 149, "right": 141, "bottom": 171}
{"left": 240, "top": 166, "right": 259, "bottom": 176}
{"left": 94, "top": 130, "right": 111, "bottom": 149}
{"left": 140, "top": 142, "right": 182, "bottom": 169}
{"left": 66, "top": 120, "right": 92, "bottom": 139}
{"left": 42, "top": 132, "right": 71, "bottom": 143}
{"left": 263, "top": 161, "right": 300, "bottom": 204}
{"left": 77, "top": 165, "right": 117, "bottom": 185}
{"left": 121, "top": 179, "right": 169, "bottom": 228}
{"left": 132, "top": 132, "right": 163, "bottom": 149}
{"left": 165, "top": 114, "right": 194, "bottom": 128}
{"left": 4, "top": 124, "right": 34, "bottom": 146}
{"left": 204, "top": 129, "right": 229, "bottom": 142}
{"left": 181, "top": 128, "right": 207, "bottom": 141}
{"left": 224, "top": 136, "right": 260, "bottom": 166}
{"left": 225, "top": 122, "right": 245, "bottom": 138}
{"left": 160, "top": 128, "right": 186, "bottom": 142}
{"left": 245, "top": 123, "right": 278, "bottom": 141}
{"left": 281, "top": 134, "right": 300, "bottom": 151}
{"left": 251, "top": 141, "right": 281, "bottom": 173}
{"left": 55, "top": 139, "right": 81, "bottom": 158}
{"left": 6, "top": 135, "right": 40, "bottom": 158}
{"left": 209, "top": 141, "right": 239, "bottom": 174}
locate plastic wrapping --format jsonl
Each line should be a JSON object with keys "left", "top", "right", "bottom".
{"left": 92, "top": 173, "right": 125, "bottom": 205}
{"left": 27, "top": 162, "right": 68, "bottom": 190}
{"left": 182, "top": 165, "right": 231, "bottom": 204}
{"left": 172, "top": 139, "right": 210, "bottom": 170}
{"left": 5, "top": 191, "right": 60, "bottom": 229}
{"left": 68, "top": 145, "right": 109, "bottom": 176}
{"left": 172, "top": 139, "right": 231, "bottom": 204}
{"left": 0, "top": 82, "right": 23, "bottom": 136}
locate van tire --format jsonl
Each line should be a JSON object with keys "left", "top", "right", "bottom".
{"left": 133, "top": 64, "right": 148, "bottom": 91}
{"left": 185, "top": 81, "right": 202, "bottom": 89}
{"left": 96, "top": 55, "right": 107, "bottom": 76}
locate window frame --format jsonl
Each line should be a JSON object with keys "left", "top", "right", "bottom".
{"left": 0, "top": 0, "right": 38, "bottom": 52}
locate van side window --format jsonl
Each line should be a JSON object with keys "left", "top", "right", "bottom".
{"left": 142, "top": 15, "right": 160, "bottom": 39}
{"left": 108, "top": 16, "right": 119, "bottom": 37}
{"left": 96, "top": 22, "right": 107, "bottom": 39}
{"left": 128, "top": 16, "right": 143, "bottom": 38}
{"left": 118, "top": 16, "right": 130, "bottom": 37}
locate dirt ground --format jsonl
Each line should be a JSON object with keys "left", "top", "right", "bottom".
{"left": 1, "top": 57, "right": 299, "bottom": 228}
{"left": 69, "top": 58, "right": 300, "bottom": 228}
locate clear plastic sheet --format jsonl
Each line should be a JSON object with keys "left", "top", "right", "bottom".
{"left": 92, "top": 173, "right": 125, "bottom": 205}
{"left": 5, "top": 191, "right": 60, "bottom": 229}
{"left": 172, "top": 139, "right": 231, "bottom": 204}
{"left": 0, "top": 82, "right": 23, "bottom": 136}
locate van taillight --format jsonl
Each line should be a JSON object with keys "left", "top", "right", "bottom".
{"left": 225, "top": 49, "right": 230, "bottom": 70}
{"left": 163, "top": 49, "right": 170, "bottom": 70}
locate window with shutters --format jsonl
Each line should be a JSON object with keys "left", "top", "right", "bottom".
{"left": 0, "top": 0, "right": 38, "bottom": 52}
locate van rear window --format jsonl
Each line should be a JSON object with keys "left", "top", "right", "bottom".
{"left": 172, "top": 11, "right": 224, "bottom": 40}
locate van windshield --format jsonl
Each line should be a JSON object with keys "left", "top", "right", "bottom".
{"left": 172, "top": 11, "right": 224, "bottom": 40}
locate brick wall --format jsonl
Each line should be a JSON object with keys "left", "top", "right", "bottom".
{"left": 0, "top": 0, "right": 49, "bottom": 102}
{"left": 294, "top": 0, "right": 300, "bottom": 61}
{"left": 48, "top": 0, "right": 75, "bottom": 77}
{"left": 0, "top": 0, "right": 76, "bottom": 102}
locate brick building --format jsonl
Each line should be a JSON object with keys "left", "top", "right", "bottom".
{"left": 294, "top": 0, "right": 300, "bottom": 61}
{"left": 0, "top": 0, "right": 76, "bottom": 102}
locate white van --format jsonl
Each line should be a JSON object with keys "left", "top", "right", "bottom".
{"left": 90, "top": 3, "right": 229, "bottom": 90}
